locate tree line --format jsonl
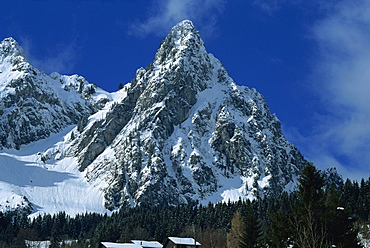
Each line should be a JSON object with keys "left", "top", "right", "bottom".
{"left": 0, "top": 163, "right": 369, "bottom": 247}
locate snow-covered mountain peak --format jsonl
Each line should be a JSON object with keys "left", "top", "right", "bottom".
{"left": 172, "top": 19, "right": 197, "bottom": 34}
{"left": 0, "top": 21, "right": 309, "bottom": 215}
{"left": 163, "top": 19, "right": 201, "bottom": 51}
{"left": 0, "top": 37, "right": 31, "bottom": 77}
{"left": 63, "top": 20, "right": 308, "bottom": 210}
{"left": 0, "top": 37, "right": 28, "bottom": 62}
{"left": 153, "top": 20, "right": 207, "bottom": 70}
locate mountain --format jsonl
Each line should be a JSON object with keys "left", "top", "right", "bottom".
{"left": 45, "top": 20, "right": 307, "bottom": 210}
{"left": 0, "top": 37, "right": 109, "bottom": 150}
{"left": 0, "top": 38, "right": 112, "bottom": 215}
{"left": 0, "top": 20, "right": 309, "bottom": 215}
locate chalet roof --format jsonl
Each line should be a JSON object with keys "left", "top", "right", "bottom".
{"left": 101, "top": 242, "right": 142, "bottom": 248}
{"left": 168, "top": 237, "right": 201, "bottom": 246}
{"left": 132, "top": 240, "right": 163, "bottom": 248}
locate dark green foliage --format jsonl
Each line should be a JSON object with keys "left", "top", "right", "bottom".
{"left": 342, "top": 178, "right": 370, "bottom": 222}
{"left": 238, "top": 202, "right": 262, "bottom": 248}
{"left": 266, "top": 209, "right": 293, "bottom": 248}
{"left": 0, "top": 167, "right": 368, "bottom": 247}
{"left": 267, "top": 164, "right": 362, "bottom": 248}
{"left": 297, "top": 163, "right": 325, "bottom": 210}
{"left": 325, "top": 186, "right": 360, "bottom": 248}
{"left": 293, "top": 164, "right": 328, "bottom": 247}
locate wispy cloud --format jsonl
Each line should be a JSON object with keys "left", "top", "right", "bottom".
{"left": 296, "top": 0, "right": 370, "bottom": 179}
{"left": 19, "top": 36, "right": 78, "bottom": 75}
{"left": 129, "top": 0, "right": 225, "bottom": 38}
{"left": 252, "top": 0, "right": 284, "bottom": 13}
{"left": 252, "top": 0, "right": 337, "bottom": 15}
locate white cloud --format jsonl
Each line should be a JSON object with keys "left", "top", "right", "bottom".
{"left": 19, "top": 36, "right": 78, "bottom": 75}
{"left": 298, "top": 0, "right": 370, "bottom": 179}
{"left": 129, "top": 0, "right": 225, "bottom": 37}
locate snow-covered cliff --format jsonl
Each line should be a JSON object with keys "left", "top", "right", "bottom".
{"left": 0, "top": 21, "right": 308, "bottom": 215}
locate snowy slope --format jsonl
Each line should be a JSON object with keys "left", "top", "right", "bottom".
{"left": 0, "top": 69, "right": 126, "bottom": 216}
{"left": 0, "top": 37, "right": 112, "bottom": 216}
{"left": 0, "top": 126, "right": 110, "bottom": 217}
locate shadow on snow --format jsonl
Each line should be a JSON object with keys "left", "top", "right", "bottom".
{"left": 0, "top": 154, "right": 76, "bottom": 187}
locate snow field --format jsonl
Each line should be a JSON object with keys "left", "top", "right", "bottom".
{"left": 0, "top": 126, "right": 110, "bottom": 217}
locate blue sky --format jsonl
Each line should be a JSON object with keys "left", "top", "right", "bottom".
{"left": 1, "top": 0, "right": 370, "bottom": 180}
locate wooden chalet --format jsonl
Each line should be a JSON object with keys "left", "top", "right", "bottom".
{"left": 163, "top": 237, "right": 201, "bottom": 248}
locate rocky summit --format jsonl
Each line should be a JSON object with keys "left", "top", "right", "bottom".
{"left": 0, "top": 20, "right": 308, "bottom": 214}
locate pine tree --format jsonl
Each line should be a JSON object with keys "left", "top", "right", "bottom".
{"left": 359, "top": 178, "right": 370, "bottom": 221}
{"left": 291, "top": 163, "right": 329, "bottom": 248}
{"left": 239, "top": 203, "right": 262, "bottom": 248}
{"left": 266, "top": 209, "right": 292, "bottom": 248}
{"left": 297, "top": 163, "right": 325, "bottom": 212}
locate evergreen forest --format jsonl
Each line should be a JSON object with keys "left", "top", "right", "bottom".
{"left": 0, "top": 164, "right": 369, "bottom": 248}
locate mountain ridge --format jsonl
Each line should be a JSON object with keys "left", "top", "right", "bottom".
{"left": 0, "top": 37, "right": 111, "bottom": 150}
{"left": 0, "top": 20, "right": 316, "bottom": 215}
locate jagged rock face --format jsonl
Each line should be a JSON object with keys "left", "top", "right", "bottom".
{"left": 0, "top": 38, "right": 107, "bottom": 149}
{"left": 323, "top": 167, "right": 344, "bottom": 188}
{"left": 69, "top": 20, "right": 307, "bottom": 210}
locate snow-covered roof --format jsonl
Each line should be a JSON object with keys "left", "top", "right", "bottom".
{"left": 132, "top": 240, "right": 163, "bottom": 248}
{"left": 101, "top": 242, "right": 142, "bottom": 248}
{"left": 168, "top": 237, "right": 201, "bottom": 246}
